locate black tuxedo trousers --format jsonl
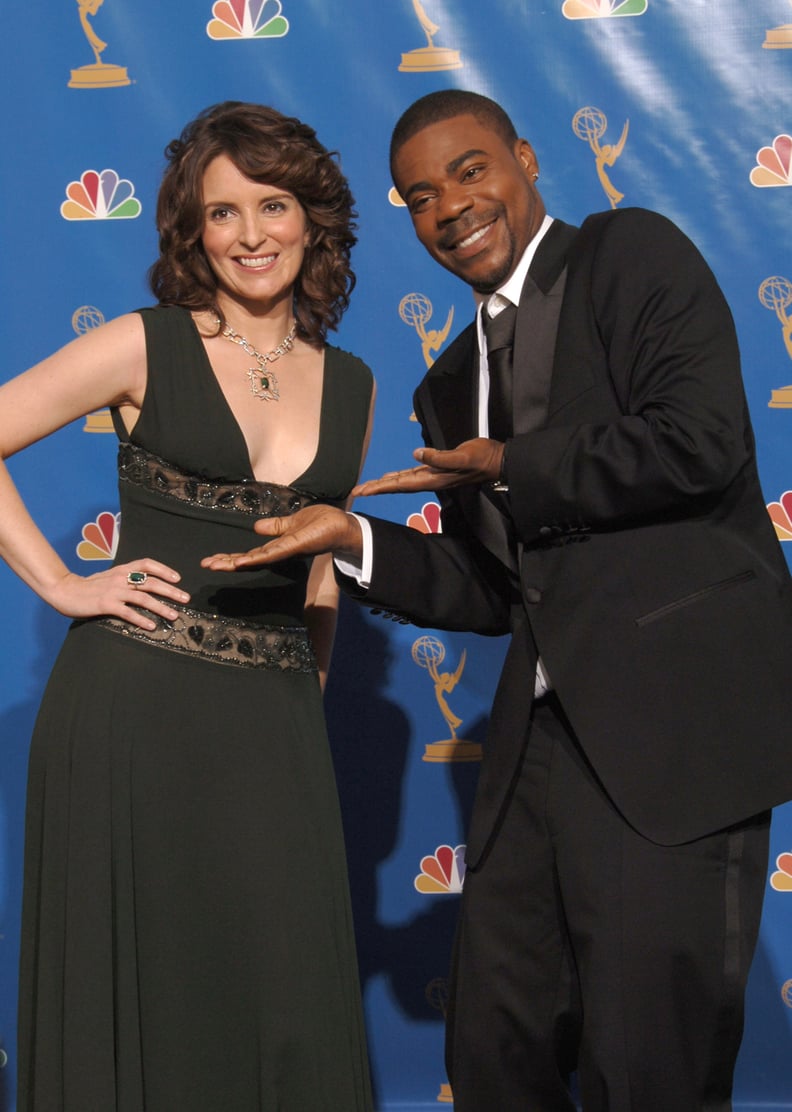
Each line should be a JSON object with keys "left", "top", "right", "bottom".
{"left": 445, "top": 694, "right": 770, "bottom": 1111}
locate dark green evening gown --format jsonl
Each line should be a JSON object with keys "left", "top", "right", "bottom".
{"left": 17, "top": 306, "right": 373, "bottom": 1111}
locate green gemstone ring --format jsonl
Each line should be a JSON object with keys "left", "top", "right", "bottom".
{"left": 127, "top": 571, "right": 148, "bottom": 586}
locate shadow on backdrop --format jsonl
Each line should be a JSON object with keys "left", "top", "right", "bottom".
{"left": 326, "top": 597, "right": 489, "bottom": 1105}
{"left": 0, "top": 597, "right": 70, "bottom": 1112}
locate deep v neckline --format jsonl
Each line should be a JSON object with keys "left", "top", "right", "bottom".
{"left": 187, "top": 311, "right": 328, "bottom": 487}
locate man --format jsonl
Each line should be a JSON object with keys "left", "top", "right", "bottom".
{"left": 204, "top": 91, "right": 792, "bottom": 1110}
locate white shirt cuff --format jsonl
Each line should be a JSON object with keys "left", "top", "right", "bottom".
{"left": 535, "top": 656, "right": 552, "bottom": 699}
{"left": 336, "top": 514, "right": 550, "bottom": 698}
{"left": 333, "top": 513, "right": 373, "bottom": 589}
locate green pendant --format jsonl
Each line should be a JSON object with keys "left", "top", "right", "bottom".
{"left": 247, "top": 365, "right": 280, "bottom": 401}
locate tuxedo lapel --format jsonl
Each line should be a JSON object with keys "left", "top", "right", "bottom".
{"left": 418, "top": 325, "right": 477, "bottom": 450}
{"left": 418, "top": 220, "right": 579, "bottom": 445}
{"left": 416, "top": 323, "right": 519, "bottom": 574}
{"left": 529, "top": 218, "right": 579, "bottom": 295}
{"left": 512, "top": 269, "right": 567, "bottom": 434}
{"left": 415, "top": 221, "right": 580, "bottom": 575}
{"left": 512, "top": 219, "right": 579, "bottom": 434}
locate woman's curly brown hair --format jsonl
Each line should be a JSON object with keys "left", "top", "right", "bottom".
{"left": 149, "top": 101, "right": 357, "bottom": 345}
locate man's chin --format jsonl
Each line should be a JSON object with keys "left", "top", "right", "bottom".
{"left": 455, "top": 254, "right": 515, "bottom": 295}
{"left": 433, "top": 240, "right": 514, "bottom": 292}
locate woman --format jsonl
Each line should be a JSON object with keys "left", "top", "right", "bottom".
{"left": 1, "top": 101, "right": 374, "bottom": 1110}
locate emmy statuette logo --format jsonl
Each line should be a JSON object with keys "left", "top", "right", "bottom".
{"left": 399, "top": 0, "right": 462, "bottom": 72}
{"left": 572, "top": 106, "right": 629, "bottom": 209}
{"left": 399, "top": 293, "right": 454, "bottom": 370}
{"left": 759, "top": 277, "right": 792, "bottom": 408}
{"left": 425, "top": 977, "right": 453, "bottom": 1104}
{"left": 412, "top": 635, "right": 482, "bottom": 763}
{"left": 72, "top": 306, "right": 114, "bottom": 432}
{"left": 764, "top": 1, "right": 792, "bottom": 48}
{"left": 68, "top": 0, "right": 131, "bottom": 88}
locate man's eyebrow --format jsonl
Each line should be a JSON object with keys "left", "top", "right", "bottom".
{"left": 447, "top": 148, "right": 488, "bottom": 174}
{"left": 402, "top": 148, "right": 489, "bottom": 203}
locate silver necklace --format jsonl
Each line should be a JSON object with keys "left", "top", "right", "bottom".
{"left": 217, "top": 318, "right": 297, "bottom": 402}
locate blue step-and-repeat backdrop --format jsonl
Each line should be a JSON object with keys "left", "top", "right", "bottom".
{"left": 2, "top": 2, "right": 792, "bottom": 1108}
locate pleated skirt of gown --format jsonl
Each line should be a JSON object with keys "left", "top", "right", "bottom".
{"left": 17, "top": 620, "right": 372, "bottom": 1112}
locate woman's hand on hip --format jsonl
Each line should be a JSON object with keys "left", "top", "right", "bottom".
{"left": 47, "top": 559, "right": 189, "bottom": 630}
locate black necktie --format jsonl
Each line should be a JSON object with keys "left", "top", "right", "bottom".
{"left": 484, "top": 302, "right": 517, "bottom": 441}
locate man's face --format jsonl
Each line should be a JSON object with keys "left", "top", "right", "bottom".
{"left": 392, "top": 114, "right": 545, "bottom": 294}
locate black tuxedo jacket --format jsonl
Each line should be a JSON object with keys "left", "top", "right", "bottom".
{"left": 347, "top": 208, "right": 792, "bottom": 866}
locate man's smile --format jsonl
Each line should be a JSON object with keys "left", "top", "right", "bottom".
{"left": 442, "top": 215, "right": 498, "bottom": 255}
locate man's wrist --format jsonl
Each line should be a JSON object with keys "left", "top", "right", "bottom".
{"left": 336, "top": 512, "right": 364, "bottom": 563}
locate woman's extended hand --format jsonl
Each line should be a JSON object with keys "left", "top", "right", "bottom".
{"left": 352, "top": 438, "right": 504, "bottom": 496}
{"left": 48, "top": 559, "right": 189, "bottom": 630}
{"left": 201, "top": 504, "right": 363, "bottom": 571}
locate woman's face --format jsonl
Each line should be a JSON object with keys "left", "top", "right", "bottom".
{"left": 200, "top": 153, "right": 309, "bottom": 314}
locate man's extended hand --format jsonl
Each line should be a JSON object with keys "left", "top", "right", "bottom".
{"left": 201, "top": 504, "right": 363, "bottom": 571}
{"left": 353, "top": 437, "right": 504, "bottom": 496}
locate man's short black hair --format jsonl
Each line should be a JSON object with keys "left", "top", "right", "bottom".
{"left": 390, "top": 90, "right": 519, "bottom": 179}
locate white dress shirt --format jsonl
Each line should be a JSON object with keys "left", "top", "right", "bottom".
{"left": 338, "top": 216, "right": 555, "bottom": 698}
{"left": 475, "top": 213, "right": 553, "bottom": 435}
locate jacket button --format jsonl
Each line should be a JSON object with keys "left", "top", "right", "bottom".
{"left": 524, "top": 588, "right": 542, "bottom": 604}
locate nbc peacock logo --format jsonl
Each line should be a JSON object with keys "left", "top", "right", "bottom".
{"left": 407, "top": 502, "right": 441, "bottom": 534}
{"left": 750, "top": 134, "right": 792, "bottom": 188}
{"left": 414, "top": 845, "right": 466, "bottom": 894}
{"left": 61, "top": 169, "right": 141, "bottom": 220}
{"left": 562, "top": 0, "right": 647, "bottom": 19}
{"left": 770, "top": 852, "right": 792, "bottom": 891}
{"left": 767, "top": 492, "right": 792, "bottom": 541}
{"left": 207, "top": 0, "right": 289, "bottom": 39}
{"left": 77, "top": 512, "right": 120, "bottom": 561}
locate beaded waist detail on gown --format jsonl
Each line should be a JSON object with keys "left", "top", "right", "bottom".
{"left": 92, "top": 443, "right": 319, "bottom": 671}
{"left": 117, "top": 442, "right": 318, "bottom": 518}
{"left": 95, "top": 603, "right": 317, "bottom": 671}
